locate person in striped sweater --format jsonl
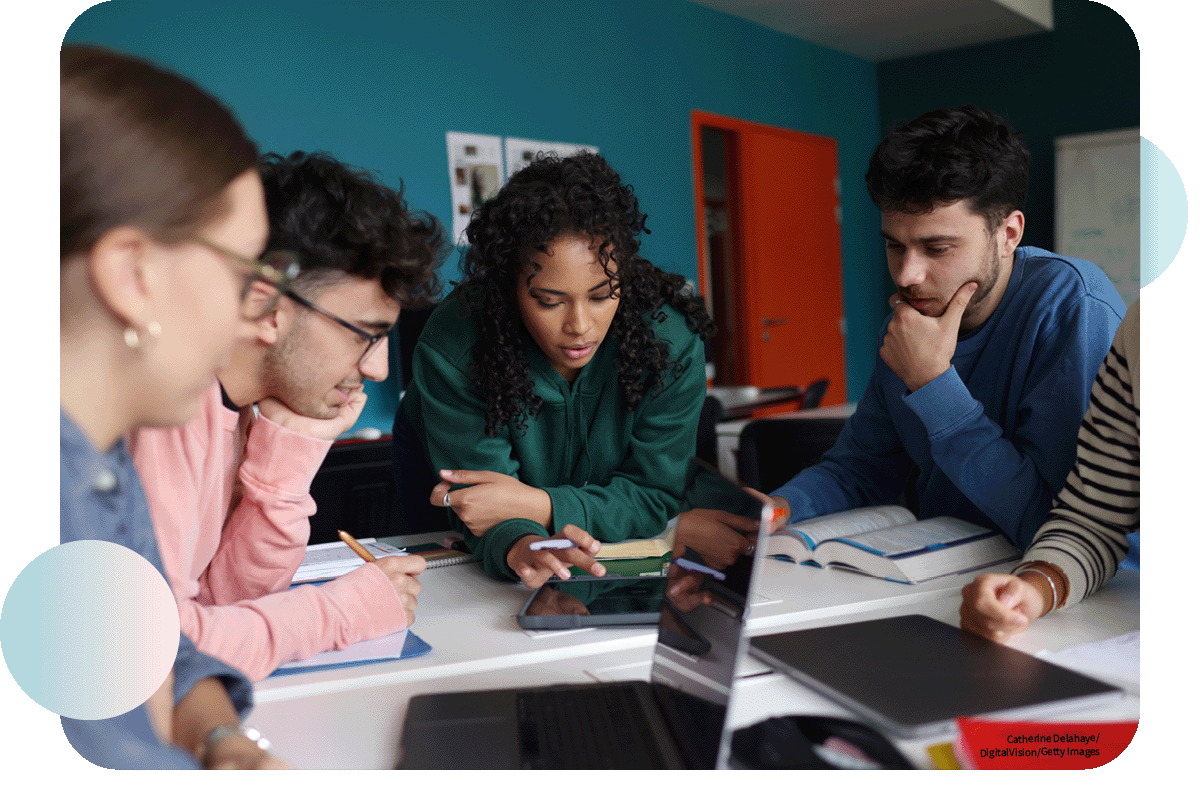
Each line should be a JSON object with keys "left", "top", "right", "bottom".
{"left": 960, "top": 299, "right": 1139, "bottom": 642}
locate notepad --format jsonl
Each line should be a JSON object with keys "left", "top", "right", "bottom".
{"left": 269, "top": 630, "right": 432, "bottom": 677}
{"left": 292, "top": 538, "right": 408, "bottom": 583}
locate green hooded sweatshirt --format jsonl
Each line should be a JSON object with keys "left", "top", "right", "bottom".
{"left": 402, "top": 287, "right": 706, "bottom": 580}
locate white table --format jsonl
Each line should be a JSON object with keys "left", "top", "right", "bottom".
{"left": 730, "top": 570, "right": 1140, "bottom": 768}
{"left": 246, "top": 541, "right": 1138, "bottom": 769}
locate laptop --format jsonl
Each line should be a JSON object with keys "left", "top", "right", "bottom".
{"left": 750, "top": 614, "right": 1125, "bottom": 739}
{"left": 397, "top": 459, "right": 768, "bottom": 769}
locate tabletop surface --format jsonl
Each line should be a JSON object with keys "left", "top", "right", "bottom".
{"left": 247, "top": 533, "right": 1139, "bottom": 769}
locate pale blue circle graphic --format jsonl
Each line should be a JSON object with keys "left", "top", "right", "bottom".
{"left": 1142, "top": 136, "right": 1188, "bottom": 287}
{"left": 0, "top": 540, "right": 179, "bottom": 719}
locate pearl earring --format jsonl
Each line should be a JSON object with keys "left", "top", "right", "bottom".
{"left": 123, "top": 321, "right": 162, "bottom": 350}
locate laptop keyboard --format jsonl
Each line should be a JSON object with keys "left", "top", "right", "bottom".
{"left": 516, "top": 684, "right": 665, "bottom": 769}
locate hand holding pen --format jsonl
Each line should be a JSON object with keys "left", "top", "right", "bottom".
{"left": 507, "top": 524, "right": 605, "bottom": 589}
{"left": 338, "top": 530, "right": 427, "bottom": 625}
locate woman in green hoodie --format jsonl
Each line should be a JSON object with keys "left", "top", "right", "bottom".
{"left": 401, "top": 152, "right": 714, "bottom": 587}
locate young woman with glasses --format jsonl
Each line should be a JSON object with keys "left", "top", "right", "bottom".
{"left": 59, "top": 45, "right": 292, "bottom": 769}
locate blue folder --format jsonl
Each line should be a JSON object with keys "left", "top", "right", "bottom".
{"left": 269, "top": 630, "right": 432, "bottom": 678}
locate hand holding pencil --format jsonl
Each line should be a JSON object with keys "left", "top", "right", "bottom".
{"left": 339, "top": 530, "right": 426, "bottom": 625}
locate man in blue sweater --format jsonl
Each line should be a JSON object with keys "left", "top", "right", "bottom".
{"left": 768, "top": 106, "right": 1124, "bottom": 549}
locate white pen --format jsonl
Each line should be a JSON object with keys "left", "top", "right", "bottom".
{"left": 529, "top": 539, "right": 577, "bottom": 551}
{"left": 674, "top": 557, "right": 726, "bottom": 581}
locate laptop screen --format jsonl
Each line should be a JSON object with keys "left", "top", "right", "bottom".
{"left": 648, "top": 459, "right": 769, "bottom": 768}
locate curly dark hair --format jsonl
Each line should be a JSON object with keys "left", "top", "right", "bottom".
{"left": 460, "top": 151, "right": 715, "bottom": 437}
{"left": 865, "top": 105, "right": 1030, "bottom": 230}
{"left": 259, "top": 151, "right": 448, "bottom": 306}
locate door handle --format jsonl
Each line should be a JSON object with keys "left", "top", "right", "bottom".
{"left": 762, "top": 317, "right": 790, "bottom": 327}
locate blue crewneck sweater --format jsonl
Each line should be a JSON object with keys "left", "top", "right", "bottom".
{"left": 774, "top": 246, "right": 1125, "bottom": 548}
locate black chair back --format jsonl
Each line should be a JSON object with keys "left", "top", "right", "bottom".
{"left": 307, "top": 438, "right": 404, "bottom": 545}
{"left": 736, "top": 416, "right": 847, "bottom": 493}
{"left": 801, "top": 378, "right": 829, "bottom": 409}
{"left": 391, "top": 402, "right": 454, "bottom": 535}
{"left": 396, "top": 305, "right": 437, "bottom": 391}
{"left": 696, "top": 395, "right": 724, "bottom": 468}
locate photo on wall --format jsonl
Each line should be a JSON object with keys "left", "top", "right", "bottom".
{"left": 446, "top": 131, "right": 504, "bottom": 245}
{"left": 446, "top": 133, "right": 599, "bottom": 245}
{"left": 504, "top": 137, "right": 598, "bottom": 181}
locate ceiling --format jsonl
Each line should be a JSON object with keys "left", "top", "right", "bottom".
{"left": 687, "top": 0, "right": 1053, "bottom": 62}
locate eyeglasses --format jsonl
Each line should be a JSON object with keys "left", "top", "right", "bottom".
{"left": 284, "top": 289, "right": 391, "bottom": 366}
{"left": 192, "top": 236, "right": 300, "bottom": 320}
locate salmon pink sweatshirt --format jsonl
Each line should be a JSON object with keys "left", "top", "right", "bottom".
{"left": 130, "top": 382, "right": 409, "bottom": 681}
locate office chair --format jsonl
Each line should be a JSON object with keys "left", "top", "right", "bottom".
{"left": 695, "top": 395, "right": 724, "bottom": 468}
{"left": 308, "top": 438, "right": 405, "bottom": 545}
{"left": 391, "top": 402, "right": 453, "bottom": 535}
{"left": 736, "top": 416, "right": 847, "bottom": 493}
{"left": 396, "top": 304, "right": 437, "bottom": 392}
{"left": 801, "top": 378, "right": 829, "bottom": 410}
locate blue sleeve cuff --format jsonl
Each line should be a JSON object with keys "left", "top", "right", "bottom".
{"left": 772, "top": 480, "right": 821, "bottom": 524}
{"left": 172, "top": 632, "right": 253, "bottom": 717}
{"left": 903, "top": 366, "right": 981, "bottom": 439}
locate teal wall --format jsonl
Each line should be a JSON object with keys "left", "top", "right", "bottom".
{"left": 64, "top": 0, "right": 883, "bottom": 430}
{"left": 877, "top": 0, "right": 1139, "bottom": 254}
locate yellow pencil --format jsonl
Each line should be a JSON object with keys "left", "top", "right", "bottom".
{"left": 338, "top": 529, "right": 378, "bottom": 563}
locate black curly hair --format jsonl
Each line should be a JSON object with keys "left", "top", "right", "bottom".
{"left": 865, "top": 105, "right": 1030, "bottom": 230}
{"left": 259, "top": 151, "right": 448, "bottom": 306}
{"left": 460, "top": 151, "right": 715, "bottom": 437}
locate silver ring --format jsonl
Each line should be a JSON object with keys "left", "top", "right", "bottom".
{"left": 891, "top": 298, "right": 901, "bottom": 309}
{"left": 745, "top": 543, "right": 755, "bottom": 556}
{"left": 443, "top": 492, "right": 452, "bottom": 508}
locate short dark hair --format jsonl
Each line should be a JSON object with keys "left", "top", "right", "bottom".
{"left": 61, "top": 45, "right": 257, "bottom": 261}
{"left": 865, "top": 105, "right": 1030, "bottom": 229}
{"left": 259, "top": 151, "right": 447, "bottom": 306}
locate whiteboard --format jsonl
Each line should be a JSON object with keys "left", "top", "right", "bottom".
{"left": 1054, "top": 128, "right": 1140, "bottom": 306}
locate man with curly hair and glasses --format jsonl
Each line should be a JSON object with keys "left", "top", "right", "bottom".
{"left": 131, "top": 151, "right": 448, "bottom": 681}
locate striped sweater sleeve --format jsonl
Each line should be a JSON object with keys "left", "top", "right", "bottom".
{"left": 1019, "top": 300, "right": 1139, "bottom": 609}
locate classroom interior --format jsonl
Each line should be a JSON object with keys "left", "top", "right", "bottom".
{"left": 55, "top": 0, "right": 1147, "bottom": 770}
{"left": 64, "top": 0, "right": 1139, "bottom": 433}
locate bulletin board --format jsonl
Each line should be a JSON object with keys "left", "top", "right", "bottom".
{"left": 1054, "top": 128, "right": 1140, "bottom": 306}
{"left": 446, "top": 133, "right": 599, "bottom": 247}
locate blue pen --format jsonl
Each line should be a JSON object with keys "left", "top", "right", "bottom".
{"left": 674, "top": 557, "right": 726, "bottom": 581}
{"left": 529, "top": 539, "right": 577, "bottom": 551}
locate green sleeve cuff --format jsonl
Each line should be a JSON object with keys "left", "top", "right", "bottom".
{"left": 471, "top": 517, "right": 549, "bottom": 581}
{"left": 544, "top": 485, "right": 587, "bottom": 536}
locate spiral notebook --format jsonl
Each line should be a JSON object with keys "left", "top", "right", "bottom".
{"left": 293, "top": 539, "right": 470, "bottom": 584}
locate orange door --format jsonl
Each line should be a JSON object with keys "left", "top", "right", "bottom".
{"left": 693, "top": 113, "right": 847, "bottom": 403}
{"left": 728, "top": 121, "right": 846, "bottom": 402}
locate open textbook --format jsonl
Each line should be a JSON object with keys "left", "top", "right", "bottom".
{"left": 766, "top": 505, "right": 1019, "bottom": 584}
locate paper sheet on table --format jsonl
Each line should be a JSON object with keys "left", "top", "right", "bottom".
{"left": 1037, "top": 630, "right": 1139, "bottom": 689}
